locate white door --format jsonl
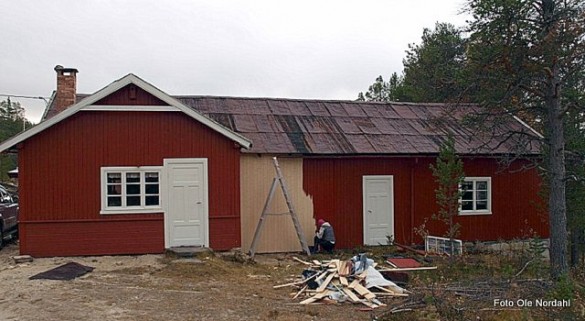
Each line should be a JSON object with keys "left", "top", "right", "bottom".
{"left": 164, "top": 158, "right": 208, "bottom": 248}
{"left": 363, "top": 176, "right": 394, "bottom": 245}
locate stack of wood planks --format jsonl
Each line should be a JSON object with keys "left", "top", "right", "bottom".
{"left": 274, "top": 257, "right": 409, "bottom": 309}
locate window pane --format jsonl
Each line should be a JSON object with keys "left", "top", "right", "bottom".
{"left": 145, "top": 184, "right": 159, "bottom": 194}
{"left": 126, "top": 172, "right": 140, "bottom": 183}
{"left": 145, "top": 196, "right": 159, "bottom": 206}
{"left": 477, "top": 191, "right": 488, "bottom": 201}
{"left": 461, "top": 201, "right": 473, "bottom": 211}
{"left": 107, "top": 173, "right": 121, "bottom": 183}
{"left": 107, "top": 185, "right": 121, "bottom": 195}
{"left": 476, "top": 181, "right": 488, "bottom": 190}
{"left": 108, "top": 196, "right": 121, "bottom": 207}
{"left": 462, "top": 191, "right": 473, "bottom": 201}
{"left": 476, "top": 201, "right": 488, "bottom": 210}
{"left": 127, "top": 184, "right": 141, "bottom": 195}
{"left": 461, "top": 181, "right": 473, "bottom": 191}
{"left": 145, "top": 172, "right": 159, "bottom": 183}
{"left": 127, "top": 196, "right": 140, "bottom": 206}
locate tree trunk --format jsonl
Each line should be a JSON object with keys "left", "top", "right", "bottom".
{"left": 570, "top": 227, "right": 584, "bottom": 267}
{"left": 546, "top": 64, "right": 569, "bottom": 279}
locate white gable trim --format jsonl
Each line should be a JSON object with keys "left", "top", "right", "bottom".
{"left": 512, "top": 115, "right": 544, "bottom": 139}
{"left": 0, "top": 74, "right": 252, "bottom": 152}
{"left": 82, "top": 105, "right": 181, "bottom": 112}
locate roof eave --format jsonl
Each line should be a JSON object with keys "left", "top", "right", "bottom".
{"left": 241, "top": 151, "right": 542, "bottom": 158}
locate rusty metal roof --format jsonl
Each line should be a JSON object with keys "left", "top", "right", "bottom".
{"left": 175, "top": 96, "right": 540, "bottom": 155}
{"left": 46, "top": 94, "right": 540, "bottom": 155}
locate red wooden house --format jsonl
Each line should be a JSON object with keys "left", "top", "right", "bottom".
{"left": 0, "top": 67, "right": 548, "bottom": 257}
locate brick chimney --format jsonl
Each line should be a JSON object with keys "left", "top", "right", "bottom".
{"left": 54, "top": 65, "right": 78, "bottom": 113}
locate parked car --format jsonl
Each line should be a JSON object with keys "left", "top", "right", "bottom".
{"left": 0, "top": 184, "right": 18, "bottom": 248}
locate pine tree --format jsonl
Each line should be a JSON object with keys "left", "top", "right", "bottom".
{"left": 429, "top": 134, "right": 465, "bottom": 255}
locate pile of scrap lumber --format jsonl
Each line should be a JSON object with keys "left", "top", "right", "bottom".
{"left": 274, "top": 256, "right": 409, "bottom": 309}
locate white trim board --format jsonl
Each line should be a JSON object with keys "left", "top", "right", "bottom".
{"left": 82, "top": 105, "right": 181, "bottom": 112}
{"left": 0, "top": 73, "right": 252, "bottom": 152}
{"left": 512, "top": 115, "right": 544, "bottom": 139}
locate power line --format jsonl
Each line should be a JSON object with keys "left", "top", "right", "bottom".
{"left": 0, "top": 93, "right": 50, "bottom": 104}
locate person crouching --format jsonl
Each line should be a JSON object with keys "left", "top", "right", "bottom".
{"left": 313, "top": 218, "right": 336, "bottom": 254}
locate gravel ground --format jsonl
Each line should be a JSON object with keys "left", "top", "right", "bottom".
{"left": 0, "top": 243, "right": 385, "bottom": 321}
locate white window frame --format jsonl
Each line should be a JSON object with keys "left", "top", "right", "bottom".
{"left": 459, "top": 177, "right": 492, "bottom": 215}
{"left": 100, "top": 166, "right": 163, "bottom": 214}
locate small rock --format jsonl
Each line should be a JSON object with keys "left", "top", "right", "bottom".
{"left": 13, "top": 255, "right": 33, "bottom": 264}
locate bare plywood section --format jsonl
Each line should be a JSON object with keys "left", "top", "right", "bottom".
{"left": 240, "top": 155, "right": 314, "bottom": 253}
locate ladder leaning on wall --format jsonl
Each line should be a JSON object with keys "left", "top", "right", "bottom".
{"left": 248, "top": 157, "right": 311, "bottom": 258}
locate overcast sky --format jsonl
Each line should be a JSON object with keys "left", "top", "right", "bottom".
{"left": 0, "top": 0, "right": 469, "bottom": 123}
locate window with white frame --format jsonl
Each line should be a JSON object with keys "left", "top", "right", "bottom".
{"left": 101, "top": 167, "right": 162, "bottom": 214}
{"left": 460, "top": 177, "right": 491, "bottom": 215}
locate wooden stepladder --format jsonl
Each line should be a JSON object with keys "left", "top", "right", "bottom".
{"left": 249, "top": 157, "right": 311, "bottom": 257}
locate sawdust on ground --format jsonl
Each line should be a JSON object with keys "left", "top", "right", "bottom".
{"left": 0, "top": 243, "right": 393, "bottom": 321}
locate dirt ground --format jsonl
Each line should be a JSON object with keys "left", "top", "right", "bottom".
{"left": 0, "top": 243, "right": 396, "bottom": 321}
{"left": 2, "top": 241, "right": 582, "bottom": 321}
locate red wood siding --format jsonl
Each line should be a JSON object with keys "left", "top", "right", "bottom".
{"left": 412, "top": 158, "right": 548, "bottom": 242}
{"left": 303, "top": 158, "right": 413, "bottom": 249}
{"left": 19, "top": 110, "right": 241, "bottom": 256}
{"left": 94, "top": 84, "right": 168, "bottom": 105}
{"left": 303, "top": 157, "right": 547, "bottom": 249}
{"left": 20, "top": 219, "right": 164, "bottom": 257}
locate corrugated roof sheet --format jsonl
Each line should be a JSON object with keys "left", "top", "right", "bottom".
{"left": 47, "top": 94, "right": 539, "bottom": 155}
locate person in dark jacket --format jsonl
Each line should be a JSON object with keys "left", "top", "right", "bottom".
{"left": 313, "top": 218, "right": 336, "bottom": 253}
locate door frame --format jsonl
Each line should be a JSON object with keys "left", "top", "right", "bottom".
{"left": 362, "top": 175, "right": 394, "bottom": 245}
{"left": 163, "top": 158, "right": 209, "bottom": 249}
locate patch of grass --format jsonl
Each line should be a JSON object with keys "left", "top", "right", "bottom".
{"left": 356, "top": 243, "right": 582, "bottom": 321}
{"left": 548, "top": 274, "right": 575, "bottom": 300}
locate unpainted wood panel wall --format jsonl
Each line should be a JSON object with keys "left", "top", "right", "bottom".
{"left": 240, "top": 155, "right": 314, "bottom": 253}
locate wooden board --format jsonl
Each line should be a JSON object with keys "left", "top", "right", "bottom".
{"left": 316, "top": 273, "right": 335, "bottom": 292}
{"left": 352, "top": 283, "right": 376, "bottom": 300}
{"left": 292, "top": 257, "right": 312, "bottom": 266}
{"left": 300, "top": 291, "right": 330, "bottom": 304}
{"left": 394, "top": 243, "right": 427, "bottom": 256}
{"left": 373, "top": 285, "right": 408, "bottom": 297}
{"left": 378, "top": 266, "right": 437, "bottom": 272}
{"left": 292, "top": 285, "right": 308, "bottom": 300}
{"left": 348, "top": 280, "right": 360, "bottom": 289}
{"left": 342, "top": 288, "right": 360, "bottom": 302}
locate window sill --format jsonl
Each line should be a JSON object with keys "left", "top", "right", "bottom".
{"left": 458, "top": 211, "right": 492, "bottom": 216}
{"left": 100, "top": 208, "right": 164, "bottom": 215}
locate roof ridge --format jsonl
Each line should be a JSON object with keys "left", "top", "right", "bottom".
{"left": 74, "top": 91, "right": 475, "bottom": 107}
{"left": 172, "top": 94, "right": 474, "bottom": 106}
